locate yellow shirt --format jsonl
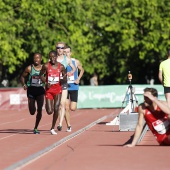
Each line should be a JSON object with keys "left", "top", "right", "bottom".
{"left": 159, "top": 59, "right": 170, "bottom": 86}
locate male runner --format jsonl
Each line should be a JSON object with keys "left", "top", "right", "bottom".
{"left": 55, "top": 42, "right": 76, "bottom": 131}
{"left": 64, "top": 45, "right": 84, "bottom": 132}
{"left": 39, "top": 51, "right": 67, "bottom": 135}
{"left": 20, "top": 53, "right": 45, "bottom": 134}
{"left": 125, "top": 87, "right": 170, "bottom": 146}
{"left": 158, "top": 50, "right": 170, "bottom": 107}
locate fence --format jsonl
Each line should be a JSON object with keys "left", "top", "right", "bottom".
{"left": 0, "top": 85, "right": 165, "bottom": 110}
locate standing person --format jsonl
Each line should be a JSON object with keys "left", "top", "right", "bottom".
{"left": 90, "top": 73, "right": 98, "bottom": 86}
{"left": 158, "top": 50, "right": 170, "bottom": 107}
{"left": 55, "top": 42, "right": 76, "bottom": 131}
{"left": 20, "top": 53, "right": 45, "bottom": 134}
{"left": 39, "top": 51, "right": 67, "bottom": 135}
{"left": 124, "top": 87, "right": 170, "bottom": 147}
{"left": 64, "top": 45, "right": 84, "bottom": 132}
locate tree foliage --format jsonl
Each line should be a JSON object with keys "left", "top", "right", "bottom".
{"left": 0, "top": 0, "right": 170, "bottom": 86}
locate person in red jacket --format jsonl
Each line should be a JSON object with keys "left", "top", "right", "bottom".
{"left": 125, "top": 87, "right": 170, "bottom": 147}
{"left": 39, "top": 51, "right": 67, "bottom": 135}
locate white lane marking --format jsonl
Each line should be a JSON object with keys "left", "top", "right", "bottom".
{"left": 0, "top": 134, "right": 17, "bottom": 141}
{"left": 5, "top": 113, "right": 115, "bottom": 170}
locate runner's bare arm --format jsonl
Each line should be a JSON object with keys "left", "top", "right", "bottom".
{"left": 74, "top": 59, "right": 84, "bottom": 84}
{"left": 144, "top": 92, "right": 170, "bottom": 115}
{"left": 20, "top": 65, "right": 31, "bottom": 89}
{"left": 158, "top": 70, "right": 163, "bottom": 84}
{"left": 60, "top": 64, "right": 67, "bottom": 84}
{"left": 39, "top": 63, "right": 47, "bottom": 83}
{"left": 67, "top": 58, "right": 76, "bottom": 77}
{"left": 124, "top": 105, "right": 145, "bottom": 147}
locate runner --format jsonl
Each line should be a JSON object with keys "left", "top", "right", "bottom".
{"left": 125, "top": 87, "right": 170, "bottom": 146}
{"left": 20, "top": 52, "right": 45, "bottom": 134}
{"left": 64, "top": 45, "right": 84, "bottom": 132}
{"left": 39, "top": 51, "right": 67, "bottom": 135}
{"left": 55, "top": 42, "right": 76, "bottom": 131}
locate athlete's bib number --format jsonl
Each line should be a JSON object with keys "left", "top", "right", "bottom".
{"left": 152, "top": 119, "right": 170, "bottom": 134}
{"left": 31, "top": 76, "right": 42, "bottom": 87}
{"left": 48, "top": 75, "right": 59, "bottom": 84}
{"left": 67, "top": 74, "right": 74, "bottom": 83}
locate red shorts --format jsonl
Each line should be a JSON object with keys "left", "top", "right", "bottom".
{"left": 45, "top": 84, "right": 62, "bottom": 100}
{"left": 155, "top": 130, "right": 170, "bottom": 146}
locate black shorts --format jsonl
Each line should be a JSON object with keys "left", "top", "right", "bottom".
{"left": 67, "top": 90, "right": 78, "bottom": 102}
{"left": 27, "top": 86, "right": 45, "bottom": 99}
{"left": 164, "top": 87, "right": 170, "bottom": 93}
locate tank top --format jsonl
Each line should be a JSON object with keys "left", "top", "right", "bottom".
{"left": 144, "top": 106, "right": 170, "bottom": 135}
{"left": 46, "top": 62, "right": 61, "bottom": 86}
{"left": 67, "top": 58, "right": 79, "bottom": 90}
{"left": 27, "top": 65, "right": 43, "bottom": 87}
{"left": 60, "top": 55, "right": 68, "bottom": 68}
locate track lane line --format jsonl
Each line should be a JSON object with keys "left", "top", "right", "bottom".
{"left": 5, "top": 113, "right": 116, "bottom": 170}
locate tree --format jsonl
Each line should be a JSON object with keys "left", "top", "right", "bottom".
{"left": 0, "top": 0, "right": 170, "bottom": 86}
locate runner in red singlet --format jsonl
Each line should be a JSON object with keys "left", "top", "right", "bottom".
{"left": 124, "top": 87, "right": 170, "bottom": 147}
{"left": 39, "top": 51, "right": 67, "bottom": 135}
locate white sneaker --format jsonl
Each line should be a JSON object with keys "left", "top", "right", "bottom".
{"left": 50, "top": 129, "right": 57, "bottom": 135}
{"left": 66, "top": 126, "right": 71, "bottom": 132}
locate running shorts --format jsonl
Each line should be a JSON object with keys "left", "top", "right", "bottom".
{"left": 45, "top": 84, "right": 62, "bottom": 100}
{"left": 156, "top": 130, "right": 170, "bottom": 146}
{"left": 67, "top": 90, "right": 78, "bottom": 102}
{"left": 27, "top": 86, "right": 45, "bottom": 99}
{"left": 164, "top": 87, "right": 170, "bottom": 94}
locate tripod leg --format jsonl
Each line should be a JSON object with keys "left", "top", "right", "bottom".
{"left": 133, "top": 93, "right": 138, "bottom": 106}
{"left": 121, "top": 86, "right": 130, "bottom": 108}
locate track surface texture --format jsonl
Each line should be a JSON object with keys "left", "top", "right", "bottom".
{"left": 0, "top": 108, "right": 168, "bottom": 170}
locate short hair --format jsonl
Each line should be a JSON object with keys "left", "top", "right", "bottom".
{"left": 64, "top": 45, "right": 71, "bottom": 50}
{"left": 56, "top": 42, "right": 65, "bottom": 47}
{"left": 143, "top": 88, "right": 158, "bottom": 97}
{"left": 34, "top": 52, "right": 42, "bottom": 58}
{"left": 49, "top": 50, "right": 57, "bottom": 56}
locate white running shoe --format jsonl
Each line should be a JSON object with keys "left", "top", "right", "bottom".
{"left": 66, "top": 126, "right": 72, "bottom": 132}
{"left": 50, "top": 129, "right": 57, "bottom": 135}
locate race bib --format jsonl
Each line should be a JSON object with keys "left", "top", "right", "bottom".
{"left": 152, "top": 119, "right": 170, "bottom": 134}
{"left": 48, "top": 74, "right": 59, "bottom": 84}
{"left": 31, "top": 76, "right": 42, "bottom": 87}
{"left": 67, "top": 74, "right": 75, "bottom": 83}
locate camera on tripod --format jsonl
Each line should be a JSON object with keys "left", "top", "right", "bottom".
{"left": 121, "top": 70, "right": 138, "bottom": 113}
{"left": 127, "top": 71, "right": 132, "bottom": 81}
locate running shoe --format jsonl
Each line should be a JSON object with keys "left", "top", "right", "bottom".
{"left": 33, "top": 129, "right": 40, "bottom": 134}
{"left": 66, "top": 126, "right": 72, "bottom": 132}
{"left": 57, "top": 125, "right": 62, "bottom": 131}
{"left": 50, "top": 129, "right": 57, "bottom": 135}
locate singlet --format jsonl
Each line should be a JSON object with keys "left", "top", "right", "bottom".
{"left": 60, "top": 55, "right": 68, "bottom": 68}
{"left": 46, "top": 62, "right": 61, "bottom": 86}
{"left": 159, "top": 59, "right": 170, "bottom": 86}
{"left": 27, "top": 65, "right": 43, "bottom": 87}
{"left": 144, "top": 106, "right": 170, "bottom": 135}
{"left": 67, "top": 58, "right": 79, "bottom": 90}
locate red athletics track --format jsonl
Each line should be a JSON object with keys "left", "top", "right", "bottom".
{"left": 0, "top": 108, "right": 169, "bottom": 170}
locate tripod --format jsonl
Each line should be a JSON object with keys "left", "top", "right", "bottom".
{"left": 106, "top": 71, "right": 138, "bottom": 126}
{"left": 120, "top": 80, "right": 138, "bottom": 114}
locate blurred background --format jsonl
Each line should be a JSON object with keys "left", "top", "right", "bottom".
{"left": 0, "top": 0, "right": 170, "bottom": 87}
